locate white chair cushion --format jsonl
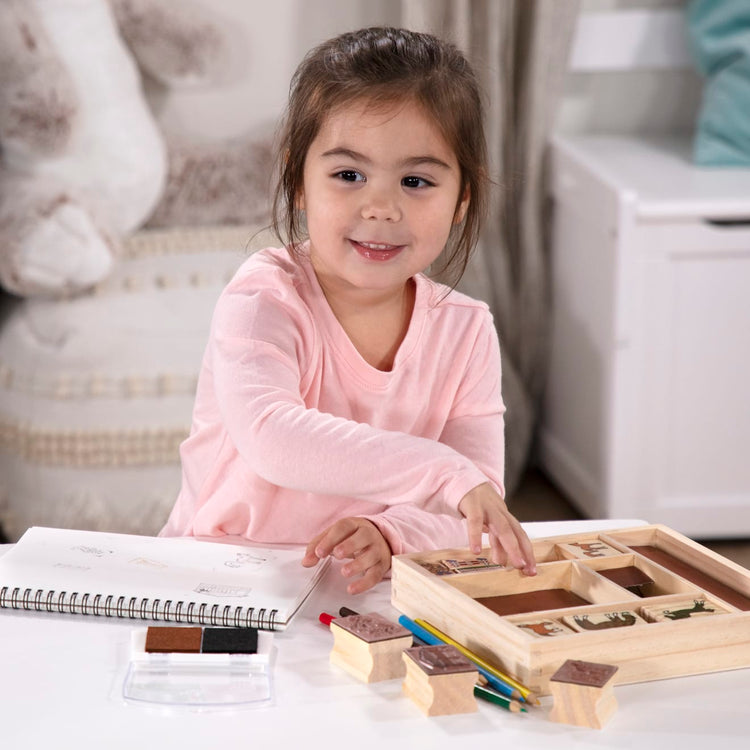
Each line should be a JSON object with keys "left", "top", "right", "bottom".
{"left": 0, "top": 225, "right": 269, "bottom": 541}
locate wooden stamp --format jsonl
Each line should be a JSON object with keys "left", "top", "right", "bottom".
{"left": 441, "top": 557, "right": 505, "bottom": 574}
{"left": 417, "top": 560, "right": 453, "bottom": 576}
{"left": 549, "top": 659, "right": 618, "bottom": 729}
{"left": 329, "top": 612, "right": 412, "bottom": 682}
{"left": 558, "top": 541, "right": 622, "bottom": 559}
{"left": 417, "top": 557, "right": 504, "bottom": 576}
{"left": 402, "top": 644, "right": 478, "bottom": 716}
{"left": 640, "top": 597, "right": 728, "bottom": 623}
{"left": 516, "top": 619, "right": 574, "bottom": 638}
{"left": 562, "top": 609, "right": 648, "bottom": 633}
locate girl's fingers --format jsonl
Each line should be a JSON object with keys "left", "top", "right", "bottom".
{"left": 304, "top": 518, "right": 392, "bottom": 592}
{"left": 487, "top": 513, "right": 537, "bottom": 575}
{"left": 458, "top": 485, "right": 537, "bottom": 575}
{"left": 302, "top": 529, "right": 328, "bottom": 566}
{"left": 317, "top": 520, "right": 359, "bottom": 557}
{"left": 513, "top": 521, "right": 537, "bottom": 575}
{"left": 461, "top": 500, "right": 485, "bottom": 555}
{"left": 346, "top": 561, "right": 388, "bottom": 595}
{"left": 500, "top": 511, "right": 536, "bottom": 574}
{"left": 302, "top": 519, "right": 356, "bottom": 565}
{"left": 340, "top": 542, "right": 388, "bottom": 577}
{"left": 489, "top": 531, "right": 507, "bottom": 567}
{"left": 487, "top": 517, "right": 525, "bottom": 569}
{"left": 332, "top": 531, "right": 370, "bottom": 561}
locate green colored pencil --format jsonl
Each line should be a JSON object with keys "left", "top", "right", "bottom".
{"left": 474, "top": 683, "right": 528, "bottom": 713}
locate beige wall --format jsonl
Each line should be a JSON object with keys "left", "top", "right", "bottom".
{"left": 148, "top": 0, "right": 699, "bottom": 143}
{"left": 148, "top": 0, "right": 400, "bottom": 142}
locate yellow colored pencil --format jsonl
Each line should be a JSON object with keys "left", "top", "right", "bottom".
{"left": 415, "top": 618, "right": 539, "bottom": 705}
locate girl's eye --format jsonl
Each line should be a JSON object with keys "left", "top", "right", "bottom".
{"left": 335, "top": 170, "right": 365, "bottom": 183}
{"left": 402, "top": 176, "right": 433, "bottom": 189}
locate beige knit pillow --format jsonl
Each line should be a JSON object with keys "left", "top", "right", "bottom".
{"left": 0, "top": 225, "right": 267, "bottom": 541}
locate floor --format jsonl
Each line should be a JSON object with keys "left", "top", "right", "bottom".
{"left": 507, "top": 468, "right": 750, "bottom": 569}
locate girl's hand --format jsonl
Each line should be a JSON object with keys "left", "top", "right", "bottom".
{"left": 458, "top": 483, "right": 537, "bottom": 575}
{"left": 302, "top": 517, "right": 392, "bottom": 594}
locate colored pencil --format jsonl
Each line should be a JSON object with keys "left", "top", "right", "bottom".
{"left": 397, "top": 615, "right": 521, "bottom": 701}
{"left": 474, "top": 683, "right": 527, "bottom": 713}
{"left": 414, "top": 618, "right": 539, "bottom": 705}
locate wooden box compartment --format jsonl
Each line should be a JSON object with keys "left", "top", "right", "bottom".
{"left": 391, "top": 525, "right": 750, "bottom": 695}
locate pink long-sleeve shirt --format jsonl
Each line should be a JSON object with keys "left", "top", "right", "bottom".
{"left": 161, "top": 246, "right": 506, "bottom": 554}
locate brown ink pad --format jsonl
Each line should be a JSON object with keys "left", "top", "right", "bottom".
{"left": 631, "top": 546, "right": 750, "bottom": 610}
{"left": 477, "top": 589, "right": 590, "bottom": 616}
{"left": 598, "top": 566, "right": 654, "bottom": 596}
{"left": 145, "top": 626, "right": 202, "bottom": 653}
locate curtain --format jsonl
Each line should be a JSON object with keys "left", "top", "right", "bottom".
{"left": 400, "top": 0, "right": 580, "bottom": 495}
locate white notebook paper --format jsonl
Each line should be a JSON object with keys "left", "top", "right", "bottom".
{"left": 0, "top": 527, "right": 330, "bottom": 630}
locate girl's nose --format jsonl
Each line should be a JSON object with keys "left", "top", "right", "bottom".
{"left": 361, "top": 188, "right": 402, "bottom": 222}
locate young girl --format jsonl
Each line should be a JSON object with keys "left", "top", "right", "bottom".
{"left": 161, "top": 26, "right": 536, "bottom": 593}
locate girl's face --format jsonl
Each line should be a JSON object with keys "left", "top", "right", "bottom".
{"left": 299, "top": 98, "right": 468, "bottom": 303}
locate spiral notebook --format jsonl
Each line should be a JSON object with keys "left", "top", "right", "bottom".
{"left": 0, "top": 526, "right": 330, "bottom": 630}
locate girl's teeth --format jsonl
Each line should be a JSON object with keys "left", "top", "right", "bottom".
{"left": 360, "top": 242, "right": 392, "bottom": 250}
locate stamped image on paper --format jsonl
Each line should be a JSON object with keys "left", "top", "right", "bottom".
{"left": 194, "top": 583, "right": 252, "bottom": 598}
{"left": 224, "top": 552, "right": 274, "bottom": 569}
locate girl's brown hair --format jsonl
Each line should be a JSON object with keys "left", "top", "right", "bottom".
{"left": 272, "top": 26, "right": 489, "bottom": 286}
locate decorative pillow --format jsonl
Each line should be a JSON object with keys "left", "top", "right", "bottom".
{"left": 687, "top": 0, "right": 750, "bottom": 166}
{"left": 0, "top": 225, "right": 268, "bottom": 541}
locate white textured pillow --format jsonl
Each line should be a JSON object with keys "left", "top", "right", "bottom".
{"left": 0, "top": 225, "right": 268, "bottom": 541}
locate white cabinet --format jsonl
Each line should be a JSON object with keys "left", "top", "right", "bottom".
{"left": 540, "top": 134, "right": 750, "bottom": 538}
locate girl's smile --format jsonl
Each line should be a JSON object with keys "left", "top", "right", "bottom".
{"left": 349, "top": 240, "right": 405, "bottom": 262}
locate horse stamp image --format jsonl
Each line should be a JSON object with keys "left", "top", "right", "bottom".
{"left": 562, "top": 610, "right": 648, "bottom": 632}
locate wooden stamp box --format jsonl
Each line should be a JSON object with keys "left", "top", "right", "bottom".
{"left": 391, "top": 525, "right": 750, "bottom": 696}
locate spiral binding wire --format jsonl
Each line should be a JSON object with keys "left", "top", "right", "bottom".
{"left": 0, "top": 586, "right": 277, "bottom": 629}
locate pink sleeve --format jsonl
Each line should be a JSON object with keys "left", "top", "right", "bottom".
{"left": 211, "top": 289, "right": 489, "bottom": 517}
{"left": 438, "top": 315, "right": 506, "bottom": 497}
{"left": 361, "top": 505, "right": 468, "bottom": 555}
{"left": 360, "top": 318, "right": 506, "bottom": 555}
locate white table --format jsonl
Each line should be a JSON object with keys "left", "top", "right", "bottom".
{"left": 2, "top": 520, "right": 749, "bottom": 749}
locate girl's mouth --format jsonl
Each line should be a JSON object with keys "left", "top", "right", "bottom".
{"left": 350, "top": 240, "right": 404, "bottom": 261}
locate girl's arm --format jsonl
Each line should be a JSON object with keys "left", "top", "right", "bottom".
{"left": 211, "top": 339, "right": 487, "bottom": 519}
{"left": 437, "top": 312, "right": 506, "bottom": 493}
{"left": 361, "top": 504, "right": 468, "bottom": 555}
{"left": 299, "top": 508, "right": 470, "bottom": 595}
{"left": 435, "top": 317, "right": 536, "bottom": 573}
{"left": 210, "top": 282, "right": 534, "bottom": 570}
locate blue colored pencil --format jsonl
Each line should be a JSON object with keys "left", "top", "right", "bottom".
{"left": 397, "top": 615, "right": 523, "bottom": 702}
